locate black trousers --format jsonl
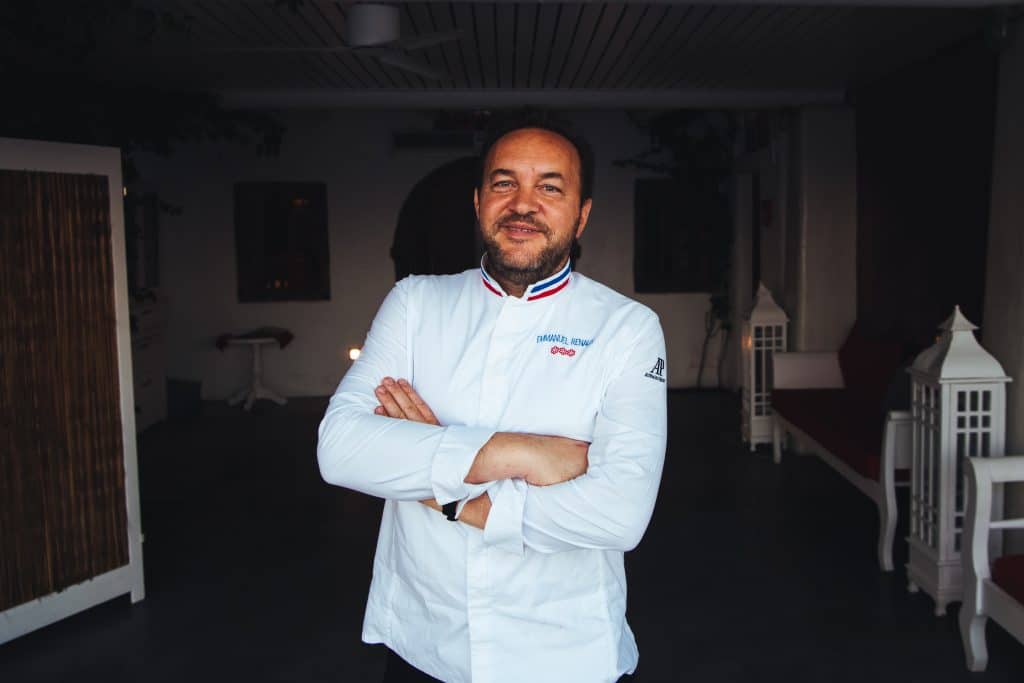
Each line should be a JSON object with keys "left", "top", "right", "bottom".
{"left": 382, "top": 648, "right": 637, "bottom": 682}
{"left": 382, "top": 650, "right": 441, "bottom": 682}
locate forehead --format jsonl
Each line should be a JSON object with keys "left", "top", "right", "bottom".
{"left": 485, "top": 128, "right": 581, "bottom": 179}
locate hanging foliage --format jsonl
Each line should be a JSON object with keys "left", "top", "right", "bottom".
{"left": 615, "top": 111, "right": 737, "bottom": 389}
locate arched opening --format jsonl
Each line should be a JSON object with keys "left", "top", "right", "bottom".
{"left": 390, "top": 156, "right": 481, "bottom": 279}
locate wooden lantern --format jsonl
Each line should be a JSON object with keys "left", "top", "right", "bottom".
{"left": 907, "top": 306, "right": 1010, "bottom": 616}
{"left": 742, "top": 283, "right": 789, "bottom": 451}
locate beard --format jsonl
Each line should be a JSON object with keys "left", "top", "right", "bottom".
{"left": 481, "top": 212, "right": 580, "bottom": 286}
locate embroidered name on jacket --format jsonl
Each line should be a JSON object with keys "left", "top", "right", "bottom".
{"left": 536, "top": 334, "right": 594, "bottom": 347}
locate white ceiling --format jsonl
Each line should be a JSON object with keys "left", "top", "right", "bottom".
{"left": 93, "top": 1, "right": 1015, "bottom": 108}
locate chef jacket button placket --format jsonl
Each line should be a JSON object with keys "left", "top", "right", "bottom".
{"left": 467, "top": 301, "right": 516, "bottom": 683}
{"left": 477, "top": 301, "right": 514, "bottom": 424}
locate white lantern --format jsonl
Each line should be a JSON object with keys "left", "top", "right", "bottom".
{"left": 906, "top": 306, "right": 1010, "bottom": 616}
{"left": 742, "top": 283, "right": 789, "bottom": 450}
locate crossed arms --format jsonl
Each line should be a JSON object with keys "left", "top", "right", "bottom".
{"left": 316, "top": 279, "right": 667, "bottom": 554}
{"left": 371, "top": 376, "right": 590, "bottom": 529}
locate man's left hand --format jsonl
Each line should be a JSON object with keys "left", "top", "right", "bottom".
{"left": 419, "top": 494, "right": 491, "bottom": 530}
{"left": 374, "top": 377, "right": 492, "bottom": 527}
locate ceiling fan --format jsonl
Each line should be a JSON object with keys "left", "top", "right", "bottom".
{"left": 210, "top": 3, "right": 460, "bottom": 81}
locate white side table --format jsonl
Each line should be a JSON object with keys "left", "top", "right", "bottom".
{"left": 226, "top": 337, "right": 287, "bottom": 411}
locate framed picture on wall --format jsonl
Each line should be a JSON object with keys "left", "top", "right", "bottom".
{"left": 234, "top": 182, "right": 330, "bottom": 302}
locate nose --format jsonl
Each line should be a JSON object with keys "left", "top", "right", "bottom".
{"left": 510, "top": 186, "right": 539, "bottom": 216}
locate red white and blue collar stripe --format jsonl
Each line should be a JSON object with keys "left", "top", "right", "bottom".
{"left": 480, "top": 257, "right": 572, "bottom": 302}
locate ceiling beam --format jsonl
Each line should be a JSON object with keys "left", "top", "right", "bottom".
{"left": 220, "top": 88, "right": 845, "bottom": 110}
{"left": 192, "top": 0, "right": 1022, "bottom": 7}
{"left": 353, "top": 0, "right": 1018, "bottom": 6}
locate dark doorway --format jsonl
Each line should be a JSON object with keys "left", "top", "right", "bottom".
{"left": 391, "top": 157, "right": 480, "bottom": 279}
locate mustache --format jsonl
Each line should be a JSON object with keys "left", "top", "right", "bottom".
{"left": 497, "top": 213, "right": 548, "bottom": 232}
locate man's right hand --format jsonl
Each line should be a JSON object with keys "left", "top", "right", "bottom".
{"left": 467, "top": 433, "right": 589, "bottom": 487}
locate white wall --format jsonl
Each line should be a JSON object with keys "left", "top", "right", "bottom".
{"left": 782, "top": 122, "right": 803, "bottom": 340}
{"left": 983, "top": 20, "right": 1024, "bottom": 542}
{"left": 791, "top": 107, "right": 858, "bottom": 352}
{"left": 725, "top": 113, "right": 837, "bottom": 388}
{"left": 726, "top": 134, "right": 792, "bottom": 390}
{"left": 726, "top": 172, "right": 753, "bottom": 391}
{"left": 138, "top": 110, "right": 717, "bottom": 398}
{"left": 757, "top": 159, "right": 784, "bottom": 298}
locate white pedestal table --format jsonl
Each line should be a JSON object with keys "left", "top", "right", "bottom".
{"left": 226, "top": 337, "right": 288, "bottom": 411}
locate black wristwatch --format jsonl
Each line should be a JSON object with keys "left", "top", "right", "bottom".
{"left": 442, "top": 501, "right": 458, "bottom": 521}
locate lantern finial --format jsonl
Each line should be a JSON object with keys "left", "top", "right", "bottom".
{"left": 940, "top": 305, "right": 978, "bottom": 333}
{"left": 910, "top": 307, "right": 1009, "bottom": 381}
{"left": 747, "top": 283, "right": 788, "bottom": 323}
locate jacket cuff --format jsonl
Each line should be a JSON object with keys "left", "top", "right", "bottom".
{"left": 482, "top": 478, "right": 527, "bottom": 556}
{"left": 430, "top": 425, "right": 495, "bottom": 506}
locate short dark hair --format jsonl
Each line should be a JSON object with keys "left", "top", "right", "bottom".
{"left": 477, "top": 111, "right": 594, "bottom": 205}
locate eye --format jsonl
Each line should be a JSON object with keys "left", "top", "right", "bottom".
{"left": 540, "top": 184, "right": 563, "bottom": 194}
{"left": 492, "top": 180, "right": 514, "bottom": 191}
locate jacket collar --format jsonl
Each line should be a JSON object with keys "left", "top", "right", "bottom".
{"left": 480, "top": 256, "right": 572, "bottom": 302}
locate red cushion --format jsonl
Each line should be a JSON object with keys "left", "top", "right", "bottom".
{"left": 772, "top": 389, "right": 906, "bottom": 482}
{"left": 992, "top": 554, "right": 1024, "bottom": 605}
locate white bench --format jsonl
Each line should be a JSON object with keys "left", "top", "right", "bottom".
{"left": 960, "top": 455, "right": 1024, "bottom": 672}
{"left": 771, "top": 351, "right": 912, "bottom": 572}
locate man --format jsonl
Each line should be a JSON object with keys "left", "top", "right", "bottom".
{"left": 317, "top": 116, "right": 667, "bottom": 683}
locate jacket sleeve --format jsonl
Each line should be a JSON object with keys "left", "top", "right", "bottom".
{"left": 316, "top": 278, "right": 495, "bottom": 506}
{"left": 482, "top": 310, "right": 668, "bottom": 554}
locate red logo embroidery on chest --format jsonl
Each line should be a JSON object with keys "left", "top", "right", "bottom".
{"left": 550, "top": 345, "right": 576, "bottom": 357}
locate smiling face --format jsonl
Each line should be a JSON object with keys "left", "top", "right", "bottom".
{"left": 475, "top": 127, "right": 592, "bottom": 293}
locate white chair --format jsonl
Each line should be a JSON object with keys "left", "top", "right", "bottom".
{"left": 960, "top": 455, "right": 1024, "bottom": 671}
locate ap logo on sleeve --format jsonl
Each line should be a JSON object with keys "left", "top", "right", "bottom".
{"left": 644, "top": 358, "right": 666, "bottom": 383}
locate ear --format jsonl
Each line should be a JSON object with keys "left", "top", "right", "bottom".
{"left": 473, "top": 187, "right": 480, "bottom": 217}
{"left": 575, "top": 198, "right": 593, "bottom": 239}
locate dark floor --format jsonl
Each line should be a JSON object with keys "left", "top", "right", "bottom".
{"left": 2, "top": 390, "right": 1022, "bottom": 682}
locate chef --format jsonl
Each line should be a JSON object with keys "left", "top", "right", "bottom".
{"left": 318, "top": 116, "right": 667, "bottom": 683}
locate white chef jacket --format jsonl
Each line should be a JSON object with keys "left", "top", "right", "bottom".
{"left": 317, "top": 258, "right": 667, "bottom": 683}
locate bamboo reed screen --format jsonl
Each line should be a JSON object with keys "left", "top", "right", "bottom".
{"left": 0, "top": 170, "right": 129, "bottom": 612}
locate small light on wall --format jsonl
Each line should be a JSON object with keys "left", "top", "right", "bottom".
{"left": 348, "top": 347, "right": 361, "bottom": 361}
{"left": 122, "top": 186, "right": 128, "bottom": 197}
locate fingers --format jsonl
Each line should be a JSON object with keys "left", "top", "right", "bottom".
{"left": 374, "top": 377, "right": 440, "bottom": 425}
{"left": 375, "top": 379, "right": 408, "bottom": 419}
{"left": 381, "top": 377, "right": 425, "bottom": 421}
{"left": 398, "top": 379, "right": 440, "bottom": 426}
